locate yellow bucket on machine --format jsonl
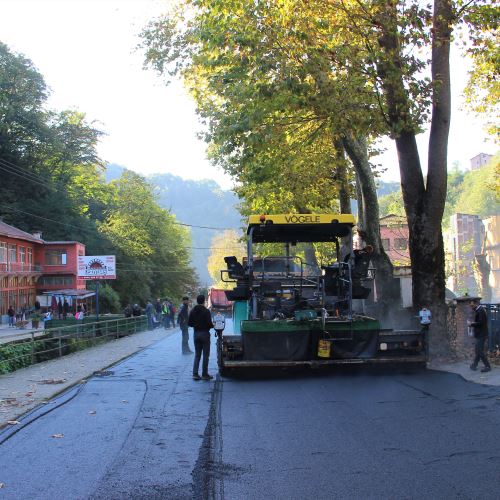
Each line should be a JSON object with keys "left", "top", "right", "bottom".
{"left": 317, "top": 339, "right": 331, "bottom": 358}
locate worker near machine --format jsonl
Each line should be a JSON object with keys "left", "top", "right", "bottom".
{"left": 418, "top": 306, "right": 432, "bottom": 332}
{"left": 178, "top": 296, "right": 193, "bottom": 354}
{"left": 213, "top": 311, "right": 226, "bottom": 337}
{"left": 469, "top": 298, "right": 491, "bottom": 373}
{"left": 188, "top": 294, "right": 214, "bottom": 381}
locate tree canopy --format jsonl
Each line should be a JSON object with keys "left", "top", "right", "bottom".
{"left": 0, "top": 41, "right": 198, "bottom": 306}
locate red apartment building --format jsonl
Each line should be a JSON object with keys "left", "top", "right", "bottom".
{"left": 0, "top": 220, "right": 86, "bottom": 318}
{"left": 379, "top": 214, "right": 410, "bottom": 266}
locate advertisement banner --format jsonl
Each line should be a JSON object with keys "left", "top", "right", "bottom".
{"left": 77, "top": 255, "right": 116, "bottom": 280}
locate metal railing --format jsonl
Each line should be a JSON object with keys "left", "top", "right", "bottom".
{"left": 0, "top": 262, "right": 42, "bottom": 273}
{"left": 0, "top": 315, "right": 148, "bottom": 374}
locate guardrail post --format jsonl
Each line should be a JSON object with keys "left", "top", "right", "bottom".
{"left": 116, "top": 319, "right": 119, "bottom": 339}
{"left": 58, "top": 334, "right": 62, "bottom": 357}
{"left": 31, "top": 332, "right": 35, "bottom": 364}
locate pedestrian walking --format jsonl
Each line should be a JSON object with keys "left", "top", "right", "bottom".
{"left": 145, "top": 300, "right": 154, "bottom": 330}
{"left": 469, "top": 298, "right": 491, "bottom": 373}
{"left": 188, "top": 294, "right": 214, "bottom": 380}
{"left": 124, "top": 304, "right": 132, "bottom": 318}
{"left": 178, "top": 296, "right": 193, "bottom": 354}
{"left": 57, "top": 299, "right": 63, "bottom": 319}
{"left": 7, "top": 305, "right": 15, "bottom": 327}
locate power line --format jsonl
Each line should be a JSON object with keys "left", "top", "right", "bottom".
{"left": 0, "top": 203, "right": 241, "bottom": 251}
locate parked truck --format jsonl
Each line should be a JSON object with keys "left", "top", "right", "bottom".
{"left": 207, "top": 287, "right": 232, "bottom": 315}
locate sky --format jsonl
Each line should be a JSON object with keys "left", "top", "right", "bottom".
{"left": 0, "top": 0, "right": 496, "bottom": 191}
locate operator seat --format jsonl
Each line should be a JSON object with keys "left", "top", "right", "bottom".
{"left": 224, "top": 256, "right": 246, "bottom": 279}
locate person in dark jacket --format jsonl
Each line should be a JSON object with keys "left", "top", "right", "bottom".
{"left": 178, "top": 296, "right": 193, "bottom": 354}
{"left": 62, "top": 299, "right": 69, "bottom": 320}
{"left": 469, "top": 299, "right": 491, "bottom": 373}
{"left": 188, "top": 294, "right": 214, "bottom": 380}
{"left": 7, "top": 305, "right": 15, "bottom": 327}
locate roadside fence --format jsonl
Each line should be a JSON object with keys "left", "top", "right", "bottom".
{"left": 0, "top": 315, "right": 148, "bottom": 374}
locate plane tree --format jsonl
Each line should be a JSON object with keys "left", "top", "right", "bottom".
{"left": 141, "top": 0, "right": 399, "bottom": 312}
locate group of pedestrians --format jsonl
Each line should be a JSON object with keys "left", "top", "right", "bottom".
{"left": 130, "top": 294, "right": 224, "bottom": 381}
{"left": 143, "top": 298, "right": 177, "bottom": 330}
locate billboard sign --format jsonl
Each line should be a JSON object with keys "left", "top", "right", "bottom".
{"left": 77, "top": 255, "right": 116, "bottom": 280}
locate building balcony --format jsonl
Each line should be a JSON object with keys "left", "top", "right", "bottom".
{"left": 0, "top": 263, "right": 43, "bottom": 274}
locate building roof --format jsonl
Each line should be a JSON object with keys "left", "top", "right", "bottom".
{"left": 44, "top": 241, "right": 84, "bottom": 245}
{"left": 379, "top": 214, "right": 407, "bottom": 226}
{"left": 0, "top": 220, "right": 44, "bottom": 243}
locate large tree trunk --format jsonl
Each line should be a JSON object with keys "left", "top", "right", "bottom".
{"left": 342, "top": 135, "right": 400, "bottom": 317}
{"left": 376, "top": 0, "right": 453, "bottom": 356}
{"left": 474, "top": 253, "right": 492, "bottom": 302}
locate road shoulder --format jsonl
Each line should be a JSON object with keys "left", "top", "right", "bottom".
{"left": 429, "top": 358, "right": 499, "bottom": 386}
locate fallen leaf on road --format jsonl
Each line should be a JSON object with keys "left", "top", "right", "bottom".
{"left": 121, "top": 400, "right": 129, "bottom": 404}
{"left": 52, "top": 433, "right": 64, "bottom": 438}
{"left": 25, "top": 392, "right": 33, "bottom": 397}
{"left": 7, "top": 420, "right": 20, "bottom": 425}
{"left": 0, "top": 482, "right": 5, "bottom": 488}
{"left": 88, "top": 410, "right": 96, "bottom": 415}
{"left": 38, "top": 379, "right": 66, "bottom": 385}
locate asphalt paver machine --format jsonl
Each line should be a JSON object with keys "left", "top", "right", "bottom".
{"left": 217, "top": 214, "right": 427, "bottom": 375}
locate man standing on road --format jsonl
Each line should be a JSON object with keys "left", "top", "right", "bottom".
{"left": 469, "top": 298, "right": 491, "bottom": 373}
{"left": 155, "top": 298, "right": 162, "bottom": 325}
{"left": 178, "top": 296, "right": 193, "bottom": 354}
{"left": 188, "top": 294, "right": 214, "bottom": 380}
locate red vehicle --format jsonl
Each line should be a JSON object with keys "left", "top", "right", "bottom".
{"left": 208, "top": 287, "right": 232, "bottom": 314}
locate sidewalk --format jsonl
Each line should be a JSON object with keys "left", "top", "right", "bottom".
{"left": 0, "top": 322, "right": 41, "bottom": 345}
{"left": 429, "top": 358, "right": 500, "bottom": 386}
{"left": 0, "top": 326, "right": 178, "bottom": 427}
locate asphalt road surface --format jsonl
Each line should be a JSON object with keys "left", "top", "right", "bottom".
{"left": 1, "top": 324, "right": 499, "bottom": 499}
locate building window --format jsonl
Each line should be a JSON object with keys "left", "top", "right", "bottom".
{"left": 0, "top": 242, "right": 6, "bottom": 263}
{"left": 8, "top": 244, "right": 16, "bottom": 263}
{"left": 27, "top": 247, "right": 33, "bottom": 264}
{"left": 382, "top": 238, "right": 390, "bottom": 251}
{"left": 38, "top": 276, "right": 74, "bottom": 286}
{"left": 45, "top": 250, "right": 67, "bottom": 266}
{"left": 394, "top": 238, "right": 408, "bottom": 250}
{"left": 19, "top": 246, "right": 26, "bottom": 263}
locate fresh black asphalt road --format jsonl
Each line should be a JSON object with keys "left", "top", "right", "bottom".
{"left": 1, "top": 323, "right": 499, "bottom": 499}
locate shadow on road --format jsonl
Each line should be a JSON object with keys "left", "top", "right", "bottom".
{"left": 220, "top": 363, "right": 430, "bottom": 381}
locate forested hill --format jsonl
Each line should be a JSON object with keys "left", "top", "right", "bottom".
{"left": 106, "top": 165, "right": 241, "bottom": 285}
{"left": 106, "top": 164, "right": 404, "bottom": 285}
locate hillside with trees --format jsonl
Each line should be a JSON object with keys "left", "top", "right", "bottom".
{"left": 379, "top": 159, "right": 500, "bottom": 224}
{"left": 0, "top": 41, "right": 196, "bottom": 308}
